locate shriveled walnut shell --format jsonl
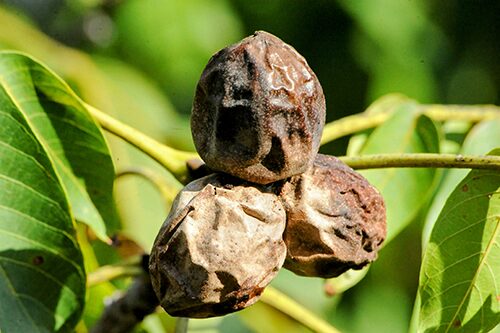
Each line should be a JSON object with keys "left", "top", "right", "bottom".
{"left": 278, "top": 154, "right": 386, "bottom": 278}
{"left": 191, "top": 31, "right": 326, "bottom": 184}
{"left": 149, "top": 174, "right": 287, "bottom": 318}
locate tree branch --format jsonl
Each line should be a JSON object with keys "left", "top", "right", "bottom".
{"left": 260, "top": 286, "right": 341, "bottom": 333}
{"left": 174, "top": 318, "right": 189, "bottom": 333}
{"left": 86, "top": 104, "right": 198, "bottom": 184}
{"left": 88, "top": 266, "right": 341, "bottom": 333}
{"left": 86, "top": 103, "right": 500, "bottom": 186}
{"left": 321, "top": 112, "right": 390, "bottom": 144}
{"left": 339, "top": 153, "right": 500, "bottom": 170}
{"left": 89, "top": 272, "right": 159, "bottom": 333}
{"left": 116, "top": 167, "right": 182, "bottom": 206}
{"left": 321, "top": 104, "right": 500, "bottom": 144}
{"left": 87, "top": 265, "right": 143, "bottom": 288}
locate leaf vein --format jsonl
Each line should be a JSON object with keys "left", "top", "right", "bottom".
{"left": 0, "top": 204, "right": 77, "bottom": 246}
{"left": 0, "top": 174, "right": 70, "bottom": 221}
{"left": 0, "top": 229, "right": 84, "bottom": 280}
{"left": 444, "top": 215, "right": 500, "bottom": 332}
{"left": 0, "top": 257, "right": 38, "bottom": 330}
{"left": 0, "top": 256, "right": 82, "bottom": 310}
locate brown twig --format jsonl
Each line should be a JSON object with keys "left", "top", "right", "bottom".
{"left": 90, "top": 257, "right": 159, "bottom": 333}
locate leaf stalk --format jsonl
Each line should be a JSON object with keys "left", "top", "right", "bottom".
{"left": 340, "top": 153, "right": 500, "bottom": 170}
{"left": 321, "top": 104, "right": 500, "bottom": 144}
{"left": 260, "top": 287, "right": 341, "bottom": 333}
{"left": 86, "top": 104, "right": 198, "bottom": 184}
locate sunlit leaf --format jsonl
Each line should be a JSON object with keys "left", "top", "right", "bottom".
{"left": 238, "top": 302, "right": 310, "bottom": 333}
{"left": 0, "top": 71, "right": 85, "bottom": 331}
{"left": 270, "top": 269, "right": 334, "bottom": 314}
{"left": 423, "top": 119, "right": 500, "bottom": 247}
{"left": 334, "top": 101, "right": 441, "bottom": 295}
{"left": 345, "top": 93, "right": 413, "bottom": 156}
{"left": 439, "top": 120, "right": 472, "bottom": 154}
{"left": 0, "top": 9, "right": 186, "bottom": 250}
{"left": 0, "top": 51, "right": 119, "bottom": 239}
{"left": 324, "top": 266, "right": 370, "bottom": 296}
{"left": 332, "top": 282, "right": 411, "bottom": 333}
{"left": 189, "top": 313, "right": 252, "bottom": 333}
{"left": 417, "top": 149, "right": 500, "bottom": 332}
{"left": 355, "top": 103, "right": 441, "bottom": 242}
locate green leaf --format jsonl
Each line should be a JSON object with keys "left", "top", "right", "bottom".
{"left": 189, "top": 314, "right": 252, "bottom": 333}
{"left": 355, "top": 103, "right": 441, "bottom": 242}
{"left": 346, "top": 93, "right": 413, "bottom": 157}
{"left": 238, "top": 301, "right": 311, "bottom": 333}
{"left": 77, "top": 227, "right": 116, "bottom": 329}
{"left": 93, "top": 56, "right": 193, "bottom": 151}
{"left": 270, "top": 270, "right": 334, "bottom": 314}
{"left": 423, "top": 119, "right": 500, "bottom": 247}
{"left": 0, "top": 51, "right": 119, "bottom": 240}
{"left": 92, "top": 56, "right": 186, "bottom": 250}
{"left": 324, "top": 266, "right": 370, "bottom": 296}
{"left": 0, "top": 77, "right": 85, "bottom": 331}
{"left": 439, "top": 120, "right": 472, "bottom": 154}
{"left": 417, "top": 149, "right": 500, "bottom": 332}
{"left": 332, "top": 282, "right": 412, "bottom": 333}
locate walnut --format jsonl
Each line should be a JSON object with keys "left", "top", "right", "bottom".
{"left": 191, "top": 31, "right": 326, "bottom": 184}
{"left": 149, "top": 174, "right": 287, "bottom": 318}
{"left": 150, "top": 32, "right": 387, "bottom": 319}
{"left": 278, "top": 154, "right": 386, "bottom": 278}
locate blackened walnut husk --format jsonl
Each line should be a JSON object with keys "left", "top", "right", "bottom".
{"left": 149, "top": 174, "right": 287, "bottom": 318}
{"left": 278, "top": 154, "right": 386, "bottom": 278}
{"left": 191, "top": 31, "right": 326, "bottom": 184}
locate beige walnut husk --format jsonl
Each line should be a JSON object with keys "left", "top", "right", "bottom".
{"left": 149, "top": 174, "right": 287, "bottom": 318}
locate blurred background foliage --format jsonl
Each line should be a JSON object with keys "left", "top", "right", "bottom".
{"left": 0, "top": 1, "right": 498, "bottom": 332}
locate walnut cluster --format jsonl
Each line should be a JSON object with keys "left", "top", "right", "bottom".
{"left": 149, "top": 31, "right": 386, "bottom": 318}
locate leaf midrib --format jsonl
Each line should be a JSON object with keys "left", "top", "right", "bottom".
{"left": 0, "top": 259, "right": 39, "bottom": 332}
{"left": 444, "top": 214, "right": 500, "bottom": 332}
{"left": 0, "top": 255, "right": 81, "bottom": 302}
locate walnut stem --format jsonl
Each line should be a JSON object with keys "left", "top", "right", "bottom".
{"left": 86, "top": 103, "right": 499, "bottom": 186}
{"left": 85, "top": 103, "right": 198, "bottom": 184}
{"left": 87, "top": 267, "right": 341, "bottom": 333}
{"left": 260, "top": 287, "right": 341, "bottom": 333}
{"left": 87, "top": 264, "right": 143, "bottom": 287}
{"left": 174, "top": 318, "right": 189, "bottom": 333}
{"left": 321, "top": 104, "right": 500, "bottom": 144}
{"left": 116, "top": 167, "right": 182, "bottom": 206}
{"left": 339, "top": 153, "right": 500, "bottom": 170}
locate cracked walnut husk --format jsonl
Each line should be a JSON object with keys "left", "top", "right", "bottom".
{"left": 149, "top": 174, "right": 287, "bottom": 318}
{"left": 278, "top": 154, "right": 386, "bottom": 278}
{"left": 191, "top": 31, "right": 326, "bottom": 184}
{"left": 150, "top": 31, "right": 387, "bottom": 320}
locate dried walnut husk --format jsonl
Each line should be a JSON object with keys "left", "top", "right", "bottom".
{"left": 149, "top": 174, "right": 287, "bottom": 318}
{"left": 278, "top": 154, "right": 386, "bottom": 278}
{"left": 191, "top": 31, "right": 326, "bottom": 184}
